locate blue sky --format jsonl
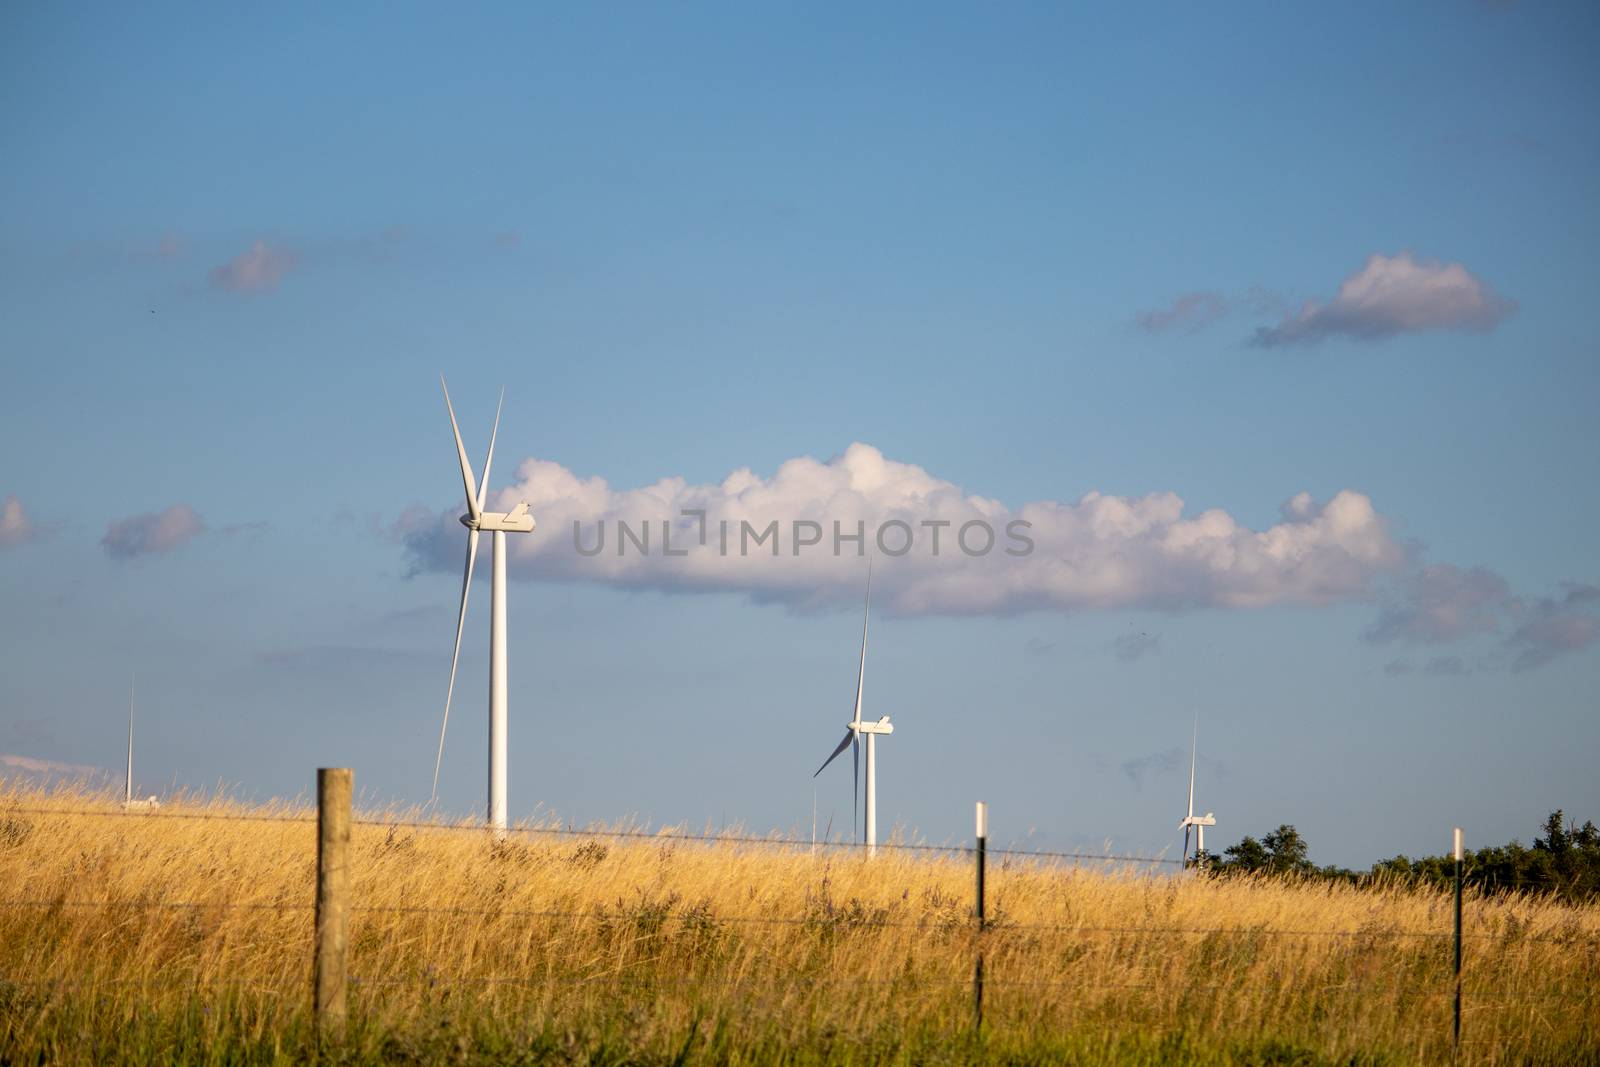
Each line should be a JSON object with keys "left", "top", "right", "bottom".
{"left": 2, "top": 2, "right": 1596, "bottom": 867}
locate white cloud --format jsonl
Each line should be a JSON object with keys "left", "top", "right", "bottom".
{"left": 0, "top": 495, "right": 36, "bottom": 548}
{"left": 401, "top": 443, "right": 1406, "bottom": 617}
{"left": 1252, "top": 252, "right": 1515, "bottom": 347}
{"left": 102, "top": 504, "right": 205, "bottom": 560}
{"left": 208, "top": 240, "right": 296, "bottom": 293}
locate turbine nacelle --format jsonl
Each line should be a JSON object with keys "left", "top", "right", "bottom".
{"left": 1179, "top": 813, "right": 1216, "bottom": 828}
{"left": 459, "top": 506, "right": 536, "bottom": 533}
{"left": 854, "top": 715, "right": 894, "bottom": 736}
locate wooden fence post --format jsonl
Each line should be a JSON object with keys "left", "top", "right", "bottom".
{"left": 315, "top": 768, "right": 352, "bottom": 1038}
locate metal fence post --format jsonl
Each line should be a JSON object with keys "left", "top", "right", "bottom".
{"left": 315, "top": 768, "right": 352, "bottom": 1038}
{"left": 974, "top": 801, "right": 987, "bottom": 1032}
{"left": 1453, "top": 826, "right": 1463, "bottom": 1060}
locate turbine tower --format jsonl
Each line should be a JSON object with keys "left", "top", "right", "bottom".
{"left": 1178, "top": 717, "right": 1216, "bottom": 867}
{"left": 431, "top": 377, "right": 537, "bottom": 834}
{"left": 125, "top": 677, "right": 133, "bottom": 807}
{"left": 813, "top": 561, "right": 894, "bottom": 856}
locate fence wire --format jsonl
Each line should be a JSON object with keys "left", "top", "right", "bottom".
{"left": 1, "top": 968, "right": 1588, "bottom": 1006}
{"left": 11, "top": 803, "right": 1593, "bottom": 891}
{"left": 1, "top": 894, "right": 1593, "bottom": 945}
{"left": 0, "top": 803, "right": 1185, "bottom": 866}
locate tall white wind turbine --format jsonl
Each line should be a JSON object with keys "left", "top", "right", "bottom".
{"left": 430, "top": 377, "right": 537, "bottom": 834}
{"left": 122, "top": 677, "right": 158, "bottom": 812}
{"left": 813, "top": 561, "right": 894, "bottom": 856}
{"left": 1178, "top": 717, "right": 1215, "bottom": 867}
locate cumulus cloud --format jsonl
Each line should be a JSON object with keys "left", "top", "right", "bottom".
{"left": 399, "top": 442, "right": 1405, "bottom": 617}
{"left": 1252, "top": 252, "right": 1515, "bottom": 347}
{"left": 1383, "top": 659, "right": 1414, "bottom": 677}
{"left": 208, "top": 240, "right": 297, "bottom": 293}
{"left": 101, "top": 504, "right": 205, "bottom": 560}
{"left": 1134, "top": 292, "right": 1228, "bottom": 334}
{"left": 0, "top": 496, "right": 36, "bottom": 548}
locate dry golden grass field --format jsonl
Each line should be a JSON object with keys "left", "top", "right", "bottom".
{"left": 1, "top": 782, "right": 1596, "bottom": 1066}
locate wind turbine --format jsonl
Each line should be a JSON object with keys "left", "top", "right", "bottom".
{"left": 122, "top": 677, "right": 158, "bottom": 812}
{"left": 430, "top": 377, "right": 537, "bottom": 834}
{"left": 1178, "top": 717, "right": 1215, "bottom": 867}
{"left": 813, "top": 561, "right": 894, "bottom": 856}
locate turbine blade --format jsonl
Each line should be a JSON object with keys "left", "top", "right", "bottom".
{"left": 432, "top": 528, "right": 480, "bottom": 801}
{"left": 476, "top": 388, "right": 504, "bottom": 513}
{"left": 1183, "top": 825, "right": 1191, "bottom": 866}
{"left": 852, "top": 560, "right": 871, "bottom": 726}
{"left": 813, "top": 729, "right": 854, "bottom": 777}
{"left": 440, "top": 376, "right": 481, "bottom": 520}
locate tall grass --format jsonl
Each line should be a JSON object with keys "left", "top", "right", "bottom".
{"left": 1, "top": 783, "right": 1595, "bottom": 1065}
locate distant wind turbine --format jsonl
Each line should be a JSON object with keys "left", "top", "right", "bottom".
{"left": 813, "top": 560, "right": 894, "bottom": 856}
{"left": 1178, "top": 717, "right": 1215, "bottom": 867}
{"left": 430, "top": 377, "right": 537, "bottom": 835}
{"left": 122, "top": 677, "right": 159, "bottom": 812}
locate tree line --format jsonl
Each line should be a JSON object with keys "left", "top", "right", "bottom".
{"left": 1196, "top": 810, "right": 1600, "bottom": 902}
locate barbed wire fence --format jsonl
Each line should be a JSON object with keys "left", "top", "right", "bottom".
{"left": 2, "top": 778, "right": 1595, "bottom": 1047}
{"left": 0, "top": 801, "right": 1185, "bottom": 867}
{"left": 2, "top": 799, "right": 1588, "bottom": 893}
